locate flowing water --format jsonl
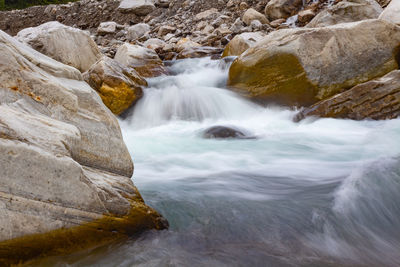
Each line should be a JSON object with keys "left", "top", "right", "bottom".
{"left": 34, "top": 57, "right": 400, "bottom": 266}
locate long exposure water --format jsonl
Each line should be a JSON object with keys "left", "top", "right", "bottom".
{"left": 33, "top": 57, "right": 400, "bottom": 266}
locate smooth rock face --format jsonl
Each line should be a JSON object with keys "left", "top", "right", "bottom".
{"left": 16, "top": 21, "right": 101, "bottom": 72}
{"left": 114, "top": 43, "right": 167, "bottom": 77}
{"left": 83, "top": 57, "right": 147, "bottom": 115}
{"left": 379, "top": 0, "right": 400, "bottom": 25}
{"left": 118, "top": 0, "right": 155, "bottom": 15}
{"left": 295, "top": 70, "right": 400, "bottom": 121}
{"left": 307, "top": 0, "right": 383, "bottom": 28}
{"left": 202, "top": 126, "right": 253, "bottom": 139}
{"left": 228, "top": 19, "right": 400, "bottom": 107}
{"left": 0, "top": 29, "right": 166, "bottom": 264}
{"left": 222, "top": 32, "right": 267, "bottom": 57}
{"left": 264, "top": 0, "right": 303, "bottom": 20}
{"left": 242, "top": 8, "right": 269, "bottom": 26}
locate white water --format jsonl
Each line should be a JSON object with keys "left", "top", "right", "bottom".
{"left": 35, "top": 57, "right": 400, "bottom": 267}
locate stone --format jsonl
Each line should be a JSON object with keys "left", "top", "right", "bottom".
{"left": 156, "top": 0, "right": 170, "bottom": 8}
{"left": 0, "top": 29, "right": 166, "bottom": 265}
{"left": 307, "top": 0, "right": 383, "bottom": 28}
{"left": 195, "top": 8, "right": 219, "bottom": 20}
{"left": 177, "top": 46, "right": 223, "bottom": 59}
{"left": 176, "top": 38, "right": 201, "bottom": 52}
{"left": 83, "top": 57, "right": 147, "bottom": 115}
{"left": 264, "top": 0, "right": 303, "bottom": 21}
{"left": 242, "top": 8, "right": 269, "bottom": 26}
{"left": 295, "top": 70, "right": 400, "bottom": 121}
{"left": 250, "top": 20, "right": 263, "bottom": 30}
{"left": 230, "top": 18, "right": 245, "bottom": 33}
{"left": 114, "top": 43, "right": 167, "bottom": 77}
{"left": 97, "top": 21, "right": 117, "bottom": 35}
{"left": 143, "top": 38, "right": 167, "bottom": 50}
{"left": 202, "top": 126, "right": 254, "bottom": 139}
{"left": 127, "top": 23, "right": 151, "bottom": 41}
{"left": 118, "top": 0, "right": 155, "bottom": 16}
{"left": 228, "top": 19, "right": 400, "bottom": 107}
{"left": 379, "top": 0, "right": 400, "bottom": 25}
{"left": 17, "top": 21, "right": 101, "bottom": 72}
{"left": 158, "top": 25, "right": 176, "bottom": 37}
{"left": 270, "top": 18, "right": 286, "bottom": 28}
{"left": 297, "top": 9, "right": 315, "bottom": 24}
{"left": 222, "top": 32, "right": 267, "bottom": 57}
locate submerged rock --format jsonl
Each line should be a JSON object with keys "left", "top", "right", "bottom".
{"left": 202, "top": 126, "right": 254, "bottom": 139}
{"left": 0, "top": 30, "right": 167, "bottom": 265}
{"left": 228, "top": 19, "right": 400, "bottom": 107}
{"left": 83, "top": 57, "right": 147, "bottom": 115}
{"left": 295, "top": 70, "right": 400, "bottom": 121}
{"left": 306, "top": 0, "right": 383, "bottom": 28}
{"left": 114, "top": 43, "right": 167, "bottom": 78}
{"left": 16, "top": 21, "right": 101, "bottom": 72}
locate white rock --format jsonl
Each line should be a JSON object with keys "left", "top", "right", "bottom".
{"left": 222, "top": 31, "right": 267, "bottom": 57}
{"left": 195, "top": 8, "right": 219, "bottom": 20}
{"left": 127, "top": 23, "right": 150, "bottom": 41}
{"left": 0, "top": 29, "right": 165, "bottom": 260}
{"left": 17, "top": 21, "right": 101, "bottom": 72}
{"left": 97, "top": 21, "right": 117, "bottom": 34}
{"left": 379, "top": 0, "right": 400, "bottom": 25}
{"left": 143, "top": 38, "right": 167, "bottom": 50}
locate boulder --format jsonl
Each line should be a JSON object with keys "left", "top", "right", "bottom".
{"left": 264, "top": 0, "right": 303, "bottom": 21}
{"left": 177, "top": 46, "right": 224, "bottom": 59}
{"left": 143, "top": 38, "right": 167, "bottom": 50}
{"left": 16, "top": 21, "right": 101, "bottom": 72}
{"left": 83, "top": 57, "right": 147, "bottom": 115}
{"left": 307, "top": 0, "right": 383, "bottom": 28}
{"left": 127, "top": 23, "right": 150, "bottom": 41}
{"left": 228, "top": 19, "right": 400, "bottom": 107}
{"left": 295, "top": 70, "right": 400, "bottom": 121}
{"left": 118, "top": 0, "right": 155, "bottom": 15}
{"left": 176, "top": 38, "right": 201, "bottom": 52}
{"left": 297, "top": 9, "right": 316, "bottom": 24}
{"left": 97, "top": 21, "right": 118, "bottom": 35}
{"left": 379, "top": 0, "right": 400, "bottom": 25}
{"left": 0, "top": 30, "right": 167, "bottom": 265}
{"left": 202, "top": 126, "right": 255, "bottom": 139}
{"left": 222, "top": 32, "right": 267, "bottom": 57}
{"left": 114, "top": 43, "right": 167, "bottom": 77}
{"left": 242, "top": 8, "right": 269, "bottom": 26}
{"left": 158, "top": 25, "right": 176, "bottom": 37}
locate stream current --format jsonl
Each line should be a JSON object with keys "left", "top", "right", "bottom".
{"left": 35, "top": 57, "right": 400, "bottom": 266}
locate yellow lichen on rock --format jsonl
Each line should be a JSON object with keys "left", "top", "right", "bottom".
{"left": 98, "top": 82, "right": 141, "bottom": 115}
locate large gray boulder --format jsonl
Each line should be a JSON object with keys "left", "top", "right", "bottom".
{"left": 307, "top": 0, "right": 383, "bottom": 28}
{"left": 0, "top": 30, "right": 166, "bottom": 265}
{"left": 379, "top": 0, "right": 400, "bottom": 25}
{"left": 118, "top": 0, "right": 155, "bottom": 15}
{"left": 16, "top": 21, "right": 101, "bottom": 72}
{"left": 228, "top": 19, "right": 400, "bottom": 107}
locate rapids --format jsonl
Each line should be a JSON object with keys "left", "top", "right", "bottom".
{"left": 32, "top": 57, "right": 400, "bottom": 266}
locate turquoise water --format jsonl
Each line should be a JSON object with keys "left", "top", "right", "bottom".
{"left": 34, "top": 57, "right": 400, "bottom": 266}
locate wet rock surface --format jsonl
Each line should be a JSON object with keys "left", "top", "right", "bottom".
{"left": 202, "top": 126, "right": 255, "bottom": 139}
{"left": 295, "top": 70, "right": 400, "bottom": 121}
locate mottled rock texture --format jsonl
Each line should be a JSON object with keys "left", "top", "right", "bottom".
{"left": 295, "top": 70, "right": 400, "bottom": 121}
{"left": 0, "top": 30, "right": 166, "bottom": 265}
{"left": 228, "top": 19, "right": 400, "bottom": 107}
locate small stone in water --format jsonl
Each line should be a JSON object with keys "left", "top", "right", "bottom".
{"left": 202, "top": 126, "right": 254, "bottom": 139}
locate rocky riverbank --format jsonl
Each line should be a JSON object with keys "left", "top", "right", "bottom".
{"left": 1, "top": 0, "right": 400, "bottom": 264}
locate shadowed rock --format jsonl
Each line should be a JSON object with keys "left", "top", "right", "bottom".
{"left": 202, "top": 126, "right": 255, "bottom": 139}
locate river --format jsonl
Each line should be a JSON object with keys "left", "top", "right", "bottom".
{"left": 33, "top": 57, "right": 400, "bottom": 266}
